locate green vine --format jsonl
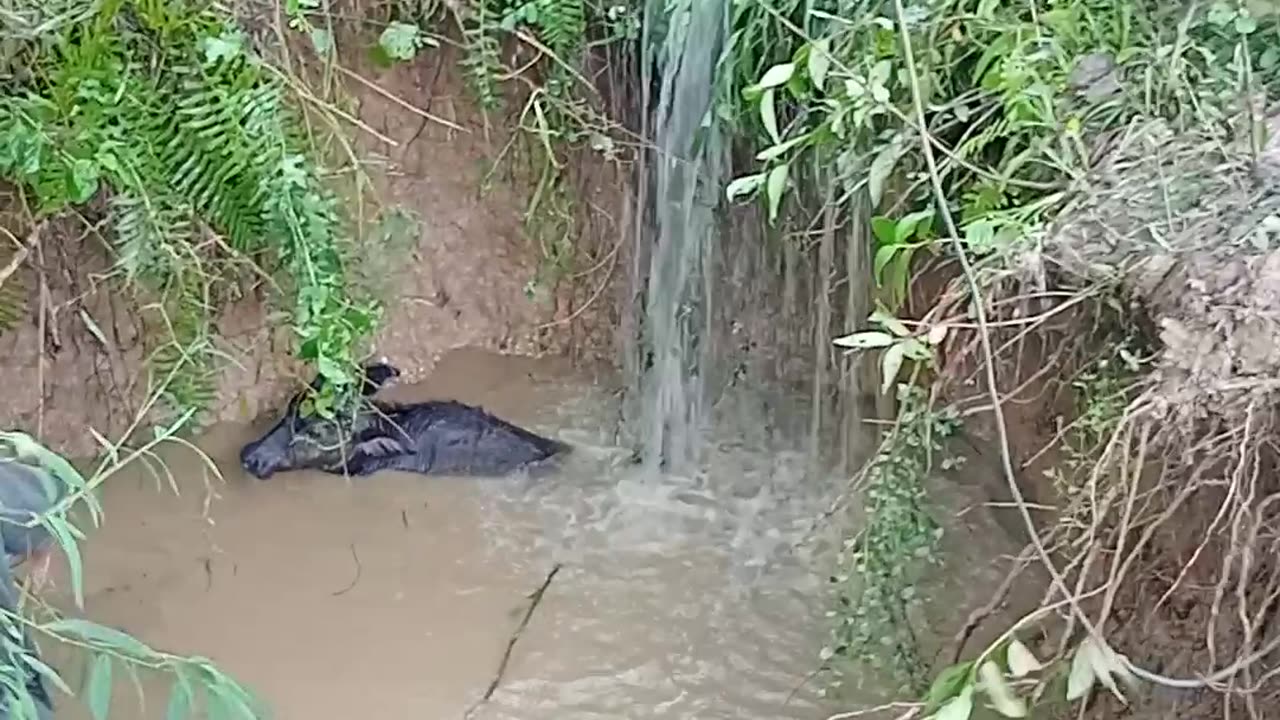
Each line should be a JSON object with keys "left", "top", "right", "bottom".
{"left": 827, "top": 384, "right": 958, "bottom": 695}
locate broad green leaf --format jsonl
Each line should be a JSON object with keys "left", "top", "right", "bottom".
{"left": 1066, "top": 640, "right": 1096, "bottom": 701}
{"left": 880, "top": 341, "right": 906, "bottom": 395}
{"left": 895, "top": 209, "right": 935, "bottom": 244}
{"left": 757, "top": 62, "right": 796, "bottom": 89}
{"left": 871, "top": 216, "right": 897, "bottom": 245}
{"left": 808, "top": 39, "right": 831, "bottom": 91}
{"left": 935, "top": 685, "right": 975, "bottom": 720}
{"left": 42, "top": 517, "right": 84, "bottom": 609}
{"left": 85, "top": 653, "right": 113, "bottom": 720}
{"left": 761, "top": 89, "right": 780, "bottom": 143}
{"left": 923, "top": 660, "right": 975, "bottom": 713}
{"left": 873, "top": 244, "right": 899, "bottom": 285}
{"left": 1006, "top": 638, "right": 1043, "bottom": 678}
{"left": 725, "top": 173, "right": 766, "bottom": 201}
{"left": 832, "top": 331, "right": 896, "bottom": 350}
{"left": 766, "top": 163, "right": 789, "bottom": 222}
{"left": 978, "top": 660, "right": 1026, "bottom": 717}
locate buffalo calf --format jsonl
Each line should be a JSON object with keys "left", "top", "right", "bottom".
{"left": 240, "top": 360, "right": 570, "bottom": 480}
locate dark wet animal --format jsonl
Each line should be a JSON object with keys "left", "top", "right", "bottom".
{"left": 240, "top": 360, "right": 571, "bottom": 480}
{"left": 0, "top": 460, "right": 62, "bottom": 720}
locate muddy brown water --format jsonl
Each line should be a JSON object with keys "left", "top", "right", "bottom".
{"left": 37, "top": 348, "right": 835, "bottom": 719}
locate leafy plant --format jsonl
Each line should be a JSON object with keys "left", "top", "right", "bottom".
{"left": 0, "top": 428, "right": 262, "bottom": 720}
{"left": 375, "top": 20, "right": 439, "bottom": 65}
{"left": 448, "top": 0, "right": 632, "bottom": 294}
{"left": 0, "top": 0, "right": 382, "bottom": 422}
{"left": 922, "top": 627, "right": 1140, "bottom": 719}
{"left": 834, "top": 309, "right": 947, "bottom": 396}
{"left": 825, "top": 385, "right": 958, "bottom": 694}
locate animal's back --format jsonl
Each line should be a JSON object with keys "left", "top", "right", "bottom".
{"left": 386, "top": 401, "right": 569, "bottom": 476}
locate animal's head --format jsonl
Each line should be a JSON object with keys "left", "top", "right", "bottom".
{"left": 240, "top": 359, "right": 401, "bottom": 479}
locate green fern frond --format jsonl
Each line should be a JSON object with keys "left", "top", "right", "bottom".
{"left": 462, "top": 0, "right": 505, "bottom": 111}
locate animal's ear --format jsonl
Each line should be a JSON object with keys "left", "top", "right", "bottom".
{"left": 352, "top": 435, "right": 406, "bottom": 458}
{"left": 360, "top": 359, "right": 402, "bottom": 395}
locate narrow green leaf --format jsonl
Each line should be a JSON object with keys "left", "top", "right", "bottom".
{"left": 979, "top": 660, "right": 1026, "bottom": 717}
{"left": 1006, "top": 638, "right": 1043, "bottom": 678}
{"left": 880, "top": 341, "right": 906, "bottom": 395}
{"left": 755, "top": 134, "right": 810, "bottom": 162}
{"left": 77, "top": 308, "right": 110, "bottom": 349}
{"left": 869, "top": 309, "right": 912, "bottom": 338}
{"left": 832, "top": 331, "right": 896, "bottom": 350}
{"left": 44, "top": 618, "right": 155, "bottom": 658}
{"left": 1066, "top": 640, "right": 1097, "bottom": 701}
{"left": 760, "top": 89, "right": 780, "bottom": 143}
{"left": 86, "top": 653, "right": 113, "bottom": 720}
{"left": 884, "top": 249, "right": 916, "bottom": 308}
{"left": 757, "top": 62, "right": 796, "bottom": 89}
{"left": 725, "top": 173, "right": 765, "bottom": 202}
{"left": 165, "top": 676, "right": 192, "bottom": 720}
{"left": 21, "top": 653, "right": 72, "bottom": 697}
{"left": 765, "top": 163, "right": 789, "bottom": 222}
{"left": 873, "top": 244, "right": 898, "bottom": 285}
{"left": 87, "top": 427, "right": 119, "bottom": 465}
{"left": 808, "top": 39, "right": 831, "bottom": 91}
{"left": 42, "top": 517, "right": 84, "bottom": 609}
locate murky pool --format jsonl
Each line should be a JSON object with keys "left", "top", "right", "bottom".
{"left": 42, "top": 348, "right": 837, "bottom": 719}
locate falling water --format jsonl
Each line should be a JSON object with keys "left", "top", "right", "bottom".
{"left": 630, "top": 0, "right": 729, "bottom": 476}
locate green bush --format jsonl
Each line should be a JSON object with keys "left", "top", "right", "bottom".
{"left": 0, "top": 0, "right": 381, "bottom": 421}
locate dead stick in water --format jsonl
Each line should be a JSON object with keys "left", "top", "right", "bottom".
{"left": 465, "top": 563, "right": 562, "bottom": 719}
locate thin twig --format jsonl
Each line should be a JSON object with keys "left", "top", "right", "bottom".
{"left": 464, "top": 563, "right": 562, "bottom": 719}
{"left": 331, "top": 543, "right": 362, "bottom": 597}
{"left": 334, "top": 64, "right": 466, "bottom": 132}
